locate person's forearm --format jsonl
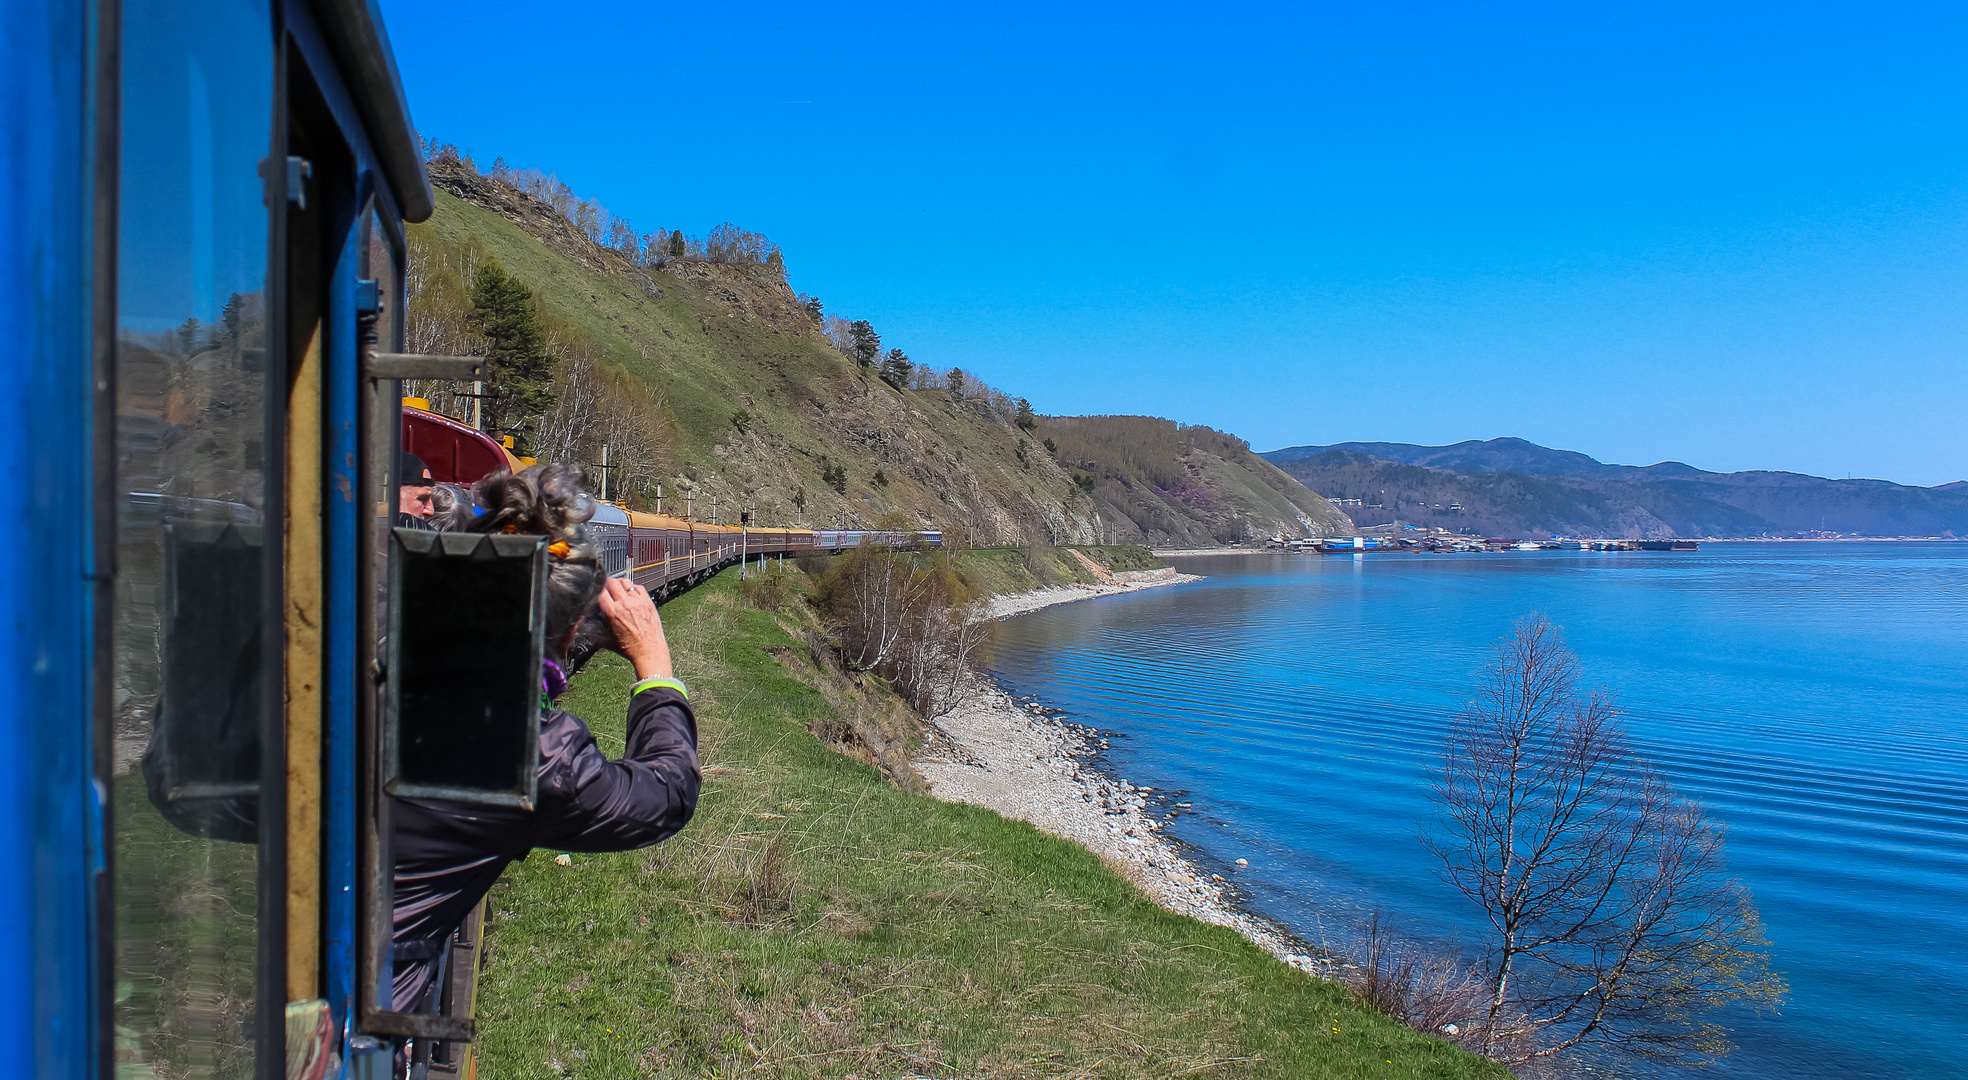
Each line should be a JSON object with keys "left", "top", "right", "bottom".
{"left": 626, "top": 640, "right": 673, "bottom": 681}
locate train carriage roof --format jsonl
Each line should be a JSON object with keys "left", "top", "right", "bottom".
{"left": 624, "top": 510, "right": 695, "bottom": 531}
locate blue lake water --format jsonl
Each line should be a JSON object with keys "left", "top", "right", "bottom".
{"left": 980, "top": 544, "right": 1968, "bottom": 1080}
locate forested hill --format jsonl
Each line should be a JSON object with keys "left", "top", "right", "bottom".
{"left": 1041, "top": 416, "right": 1355, "bottom": 545}
{"left": 414, "top": 158, "right": 1088, "bottom": 544}
{"left": 1263, "top": 438, "right": 1968, "bottom": 538}
{"left": 407, "top": 154, "right": 1347, "bottom": 544}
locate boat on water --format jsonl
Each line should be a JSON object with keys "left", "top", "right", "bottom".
{"left": 1636, "top": 539, "right": 1701, "bottom": 551}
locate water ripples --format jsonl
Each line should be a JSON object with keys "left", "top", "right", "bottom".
{"left": 985, "top": 545, "right": 1968, "bottom": 1080}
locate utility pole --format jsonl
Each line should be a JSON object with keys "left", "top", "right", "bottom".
{"left": 739, "top": 507, "right": 752, "bottom": 580}
{"left": 711, "top": 495, "right": 718, "bottom": 526}
{"left": 599, "top": 443, "right": 611, "bottom": 502}
{"left": 655, "top": 482, "right": 663, "bottom": 516}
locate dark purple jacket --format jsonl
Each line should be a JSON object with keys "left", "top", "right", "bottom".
{"left": 391, "top": 681, "right": 699, "bottom": 1010}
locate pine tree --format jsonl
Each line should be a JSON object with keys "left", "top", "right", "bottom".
{"left": 849, "top": 321, "right": 881, "bottom": 367}
{"left": 467, "top": 257, "right": 556, "bottom": 451}
{"left": 1015, "top": 397, "right": 1036, "bottom": 431}
{"left": 667, "top": 230, "right": 687, "bottom": 257}
{"left": 221, "top": 294, "right": 244, "bottom": 346}
{"left": 878, "top": 348, "right": 914, "bottom": 389}
{"left": 822, "top": 462, "right": 848, "bottom": 494}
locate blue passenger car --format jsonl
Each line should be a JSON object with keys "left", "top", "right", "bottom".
{"left": 2, "top": 2, "right": 461, "bottom": 1076}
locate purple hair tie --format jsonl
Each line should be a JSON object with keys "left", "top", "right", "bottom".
{"left": 542, "top": 657, "right": 569, "bottom": 702}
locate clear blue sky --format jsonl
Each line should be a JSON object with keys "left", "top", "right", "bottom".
{"left": 379, "top": 1, "right": 1968, "bottom": 486}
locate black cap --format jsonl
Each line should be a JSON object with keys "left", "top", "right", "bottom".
{"left": 399, "top": 452, "right": 434, "bottom": 487}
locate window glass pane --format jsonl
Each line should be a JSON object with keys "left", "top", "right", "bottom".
{"left": 113, "top": 2, "right": 272, "bottom": 1076}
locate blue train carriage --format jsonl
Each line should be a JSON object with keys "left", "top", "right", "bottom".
{"left": 0, "top": 0, "right": 536, "bottom": 1075}
{"left": 1, "top": 1, "right": 947, "bottom": 1072}
{"left": 813, "top": 528, "right": 944, "bottom": 553}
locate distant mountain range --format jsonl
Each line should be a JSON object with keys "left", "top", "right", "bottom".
{"left": 1261, "top": 438, "right": 1968, "bottom": 539}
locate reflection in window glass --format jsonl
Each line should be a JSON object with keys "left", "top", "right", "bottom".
{"left": 113, "top": 1, "right": 272, "bottom": 1076}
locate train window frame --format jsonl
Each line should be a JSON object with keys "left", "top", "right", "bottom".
{"left": 383, "top": 528, "right": 547, "bottom": 810}
{"left": 356, "top": 193, "right": 404, "bottom": 1028}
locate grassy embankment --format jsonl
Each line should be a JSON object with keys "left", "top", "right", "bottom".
{"left": 938, "top": 544, "right": 1166, "bottom": 597}
{"left": 471, "top": 567, "right": 1505, "bottom": 1079}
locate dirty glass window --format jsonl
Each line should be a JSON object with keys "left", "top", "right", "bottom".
{"left": 112, "top": 1, "right": 272, "bottom": 1076}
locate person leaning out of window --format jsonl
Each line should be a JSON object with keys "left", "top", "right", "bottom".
{"left": 387, "top": 463, "right": 700, "bottom": 1010}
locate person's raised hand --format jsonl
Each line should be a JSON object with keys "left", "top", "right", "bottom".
{"left": 595, "top": 577, "right": 673, "bottom": 680}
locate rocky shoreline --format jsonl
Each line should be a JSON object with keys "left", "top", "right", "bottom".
{"left": 984, "top": 565, "right": 1202, "bottom": 619}
{"left": 917, "top": 572, "right": 1338, "bottom": 979}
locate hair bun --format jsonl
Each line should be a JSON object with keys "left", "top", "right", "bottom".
{"left": 471, "top": 463, "right": 596, "bottom": 546}
{"left": 466, "top": 464, "right": 608, "bottom": 664}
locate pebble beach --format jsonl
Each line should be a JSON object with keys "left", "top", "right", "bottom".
{"left": 914, "top": 569, "right": 1338, "bottom": 978}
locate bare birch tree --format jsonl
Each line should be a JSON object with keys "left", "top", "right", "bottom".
{"left": 1426, "top": 615, "right": 1785, "bottom": 1069}
{"left": 531, "top": 342, "right": 606, "bottom": 466}
{"left": 401, "top": 223, "right": 487, "bottom": 416}
{"left": 531, "top": 338, "right": 675, "bottom": 498}
{"left": 816, "top": 544, "right": 920, "bottom": 672}
{"left": 811, "top": 544, "right": 994, "bottom": 715}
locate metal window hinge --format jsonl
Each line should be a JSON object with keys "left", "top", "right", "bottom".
{"left": 364, "top": 353, "right": 485, "bottom": 381}
{"left": 286, "top": 156, "right": 312, "bottom": 209}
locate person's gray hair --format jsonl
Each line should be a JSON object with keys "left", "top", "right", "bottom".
{"left": 468, "top": 464, "right": 603, "bottom": 657}
{"left": 428, "top": 482, "right": 476, "bottom": 531}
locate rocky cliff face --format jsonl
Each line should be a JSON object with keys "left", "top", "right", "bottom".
{"left": 1038, "top": 415, "right": 1354, "bottom": 546}
{"left": 423, "top": 161, "right": 1101, "bottom": 544}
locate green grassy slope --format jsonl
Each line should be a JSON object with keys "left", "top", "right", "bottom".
{"left": 470, "top": 571, "right": 1506, "bottom": 1079}
{"left": 944, "top": 544, "right": 1164, "bottom": 596}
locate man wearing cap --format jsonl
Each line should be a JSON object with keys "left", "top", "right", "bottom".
{"left": 396, "top": 452, "right": 436, "bottom": 529}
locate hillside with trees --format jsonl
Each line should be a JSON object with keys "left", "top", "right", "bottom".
{"left": 404, "top": 147, "right": 1348, "bottom": 546}
{"left": 409, "top": 152, "right": 1097, "bottom": 543}
{"left": 1039, "top": 415, "right": 1355, "bottom": 545}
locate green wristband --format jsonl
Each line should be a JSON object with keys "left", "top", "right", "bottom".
{"left": 630, "top": 675, "right": 688, "bottom": 700}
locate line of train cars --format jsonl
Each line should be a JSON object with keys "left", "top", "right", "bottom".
{"left": 405, "top": 401, "right": 942, "bottom": 602}
{"left": 589, "top": 503, "right": 943, "bottom": 596}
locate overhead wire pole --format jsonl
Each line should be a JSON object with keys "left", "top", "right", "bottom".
{"left": 587, "top": 444, "right": 618, "bottom": 503}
